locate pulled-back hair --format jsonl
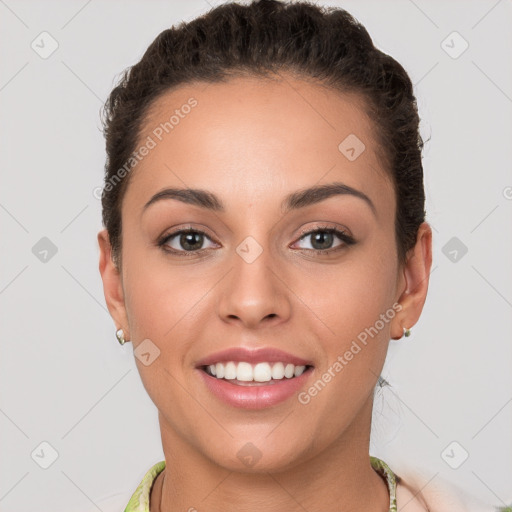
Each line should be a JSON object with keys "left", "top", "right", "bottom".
{"left": 101, "top": 0, "right": 425, "bottom": 267}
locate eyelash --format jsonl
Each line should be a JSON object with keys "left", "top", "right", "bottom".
{"left": 157, "top": 225, "right": 356, "bottom": 258}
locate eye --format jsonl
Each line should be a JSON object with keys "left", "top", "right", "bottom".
{"left": 157, "top": 225, "right": 355, "bottom": 257}
{"left": 292, "top": 225, "right": 355, "bottom": 254}
{"left": 158, "top": 228, "right": 218, "bottom": 256}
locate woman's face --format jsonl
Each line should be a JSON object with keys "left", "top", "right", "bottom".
{"left": 99, "top": 73, "right": 430, "bottom": 472}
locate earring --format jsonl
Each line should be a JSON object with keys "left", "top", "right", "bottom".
{"left": 403, "top": 327, "right": 411, "bottom": 338}
{"left": 116, "top": 328, "right": 126, "bottom": 345}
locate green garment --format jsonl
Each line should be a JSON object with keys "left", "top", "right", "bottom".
{"left": 124, "top": 456, "right": 398, "bottom": 512}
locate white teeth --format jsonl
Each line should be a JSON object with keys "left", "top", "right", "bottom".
{"left": 224, "top": 361, "right": 237, "bottom": 380}
{"left": 215, "top": 362, "right": 224, "bottom": 379}
{"left": 253, "top": 362, "right": 272, "bottom": 382}
{"left": 271, "top": 362, "right": 285, "bottom": 380}
{"left": 284, "top": 363, "right": 295, "bottom": 378}
{"left": 237, "top": 362, "right": 253, "bottom": 381}
{"left": 205, "top": 361, "right": 309, "bottom": 381}
{"left": 294, "top": 365, "right": 306, "bottom": 377}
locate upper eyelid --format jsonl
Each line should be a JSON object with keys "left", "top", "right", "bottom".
{"left": 293, "top": 227, "right": 355, "bottom": 248}
{"left": 161, "top": 227, "right": 217, "bottom": 245}
{"left": 297, "top": 223, "right": 350, "bottom": 237}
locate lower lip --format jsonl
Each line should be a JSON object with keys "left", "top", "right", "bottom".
{"left": 197, "top": 367, "right": 314, "bottom": 410}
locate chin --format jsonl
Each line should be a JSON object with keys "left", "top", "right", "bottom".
{"left": 205, "top": 438, "right": 311, "bottom": 474}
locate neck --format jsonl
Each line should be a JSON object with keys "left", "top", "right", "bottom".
{"left": 151, "top": 398, "right": 390, "bottom": 512}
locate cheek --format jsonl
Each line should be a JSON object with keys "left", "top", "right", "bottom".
{"left": 121, "top": 239, "right": 199, "bottom": 339}
{"left": 298, "top": 249, "right": 397, "bottom": 342}
{"left": 292, "top": 242, "right": 398, "bottom": 410}
{"left": 292, "top": 255, "right": 396, "bottom": 426}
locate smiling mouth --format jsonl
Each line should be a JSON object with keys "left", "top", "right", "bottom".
{"left": 201, "top": 361, "right": 314, "bottom": 386}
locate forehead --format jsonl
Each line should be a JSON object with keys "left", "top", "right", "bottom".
{"left": 124, "top": 73, "right": 393, "bottom": 216}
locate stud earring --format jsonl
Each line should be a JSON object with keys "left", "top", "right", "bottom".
{"left": 116, "top": 328, "right": 127, "bottom": 345}
{"left": 403, "top": 327, "right": 411, "bottom": 338}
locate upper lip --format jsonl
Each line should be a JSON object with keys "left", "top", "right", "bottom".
{"left": 195, "top": 347, "right": 314, "bottom": 368}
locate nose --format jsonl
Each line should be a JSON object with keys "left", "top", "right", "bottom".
{"left": 216, "top": 240, "right": 292, "bottom": 330}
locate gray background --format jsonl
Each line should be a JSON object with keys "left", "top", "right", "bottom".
{"left": 1, "top": 0, "right": 511, "bottom": 510}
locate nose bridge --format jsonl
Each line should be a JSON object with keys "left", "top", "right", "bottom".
{"left": 216, "top": 233, "right": 291, "bottom": 327}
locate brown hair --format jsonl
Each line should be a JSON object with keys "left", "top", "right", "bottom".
{"left": 101, "top": 0, "right": 425, "bottom": 268}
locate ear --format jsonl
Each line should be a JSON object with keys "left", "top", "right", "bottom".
{"left": 97, "top": 229, "right": 130, "bottom": 340}
{"left": 390, "top": 222, "right": 433, "bottom": 340}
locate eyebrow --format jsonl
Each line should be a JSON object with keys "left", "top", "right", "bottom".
{"left": 143, "top": 182, "right": 376, "bottom": 216}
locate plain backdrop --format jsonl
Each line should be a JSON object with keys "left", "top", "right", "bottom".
{"left": 1, "top": 0, "right": 511, "bottom": 510}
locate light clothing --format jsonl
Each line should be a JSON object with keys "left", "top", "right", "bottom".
{"left": 81, "top": 457, "right": 511, "bottom": 511}
{"left": 120, "top": 457, "right": 511, "bottom": 512}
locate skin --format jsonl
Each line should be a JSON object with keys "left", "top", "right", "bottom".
{"left": 98, "top": 73, "right": 432, "bottom": 512}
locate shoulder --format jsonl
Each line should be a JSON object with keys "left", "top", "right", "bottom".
{"left": 393, "top": 464, "right": 510, "bottom": 512}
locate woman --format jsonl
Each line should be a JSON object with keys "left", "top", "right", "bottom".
{"left": 97, "top": 1, "right": 509, "bottom": 511}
